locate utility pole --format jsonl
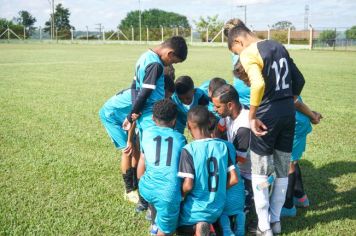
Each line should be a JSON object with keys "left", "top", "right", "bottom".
{"left": 96, "top": 23, "right": 102, "bottom": 40}
{"left": 304, "top": 5, "right": 310, "bottom": 30}
{"left": 52, "top": 0, "right": 55, "bottom": 40}
{"left": 236, "top": 5, "right": 247, "bottom": 24}
{"left": 139, "top": 0, "right": 142, "bottom": 42}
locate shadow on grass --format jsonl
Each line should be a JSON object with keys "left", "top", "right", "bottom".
{"left": 283, "top": 160, "right": 356, "bottom": 234}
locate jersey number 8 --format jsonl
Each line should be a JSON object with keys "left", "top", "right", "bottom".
{"left": 207, "top": 157, "right": 219, "bottom": 192}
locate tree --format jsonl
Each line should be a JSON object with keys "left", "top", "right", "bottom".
{"left": 16, "top": 10, "right": 36, "bottom": 36}
{"left": 194, "top": 15, "right": 224, "bottom": 42}
{"left": 118, "top": 9, "right": 190, "bottom": 41}
{"left": 0, "top": 18, "right": 24, "bottom": 39}
{"left": 345, "top": 26, "right": 356, "bottom": 40}
{"left": 119, "top": 9, "right": 190, "bottom": 29}
{"left": 44, "top": 3, "right": 74, "bottom": 39}
{"left": 319, "top": 30, "right": 337, "bottom": 46}
{"left": 271, "top": 21, "right": 295, "bottom": 30}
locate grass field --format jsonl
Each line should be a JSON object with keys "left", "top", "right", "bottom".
{"left": 0, "top": 43, "right": 355, "bottom": 235}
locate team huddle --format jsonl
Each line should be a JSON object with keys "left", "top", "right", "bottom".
{"left": 99, "top": 19, "right": 322, "bottom": 236}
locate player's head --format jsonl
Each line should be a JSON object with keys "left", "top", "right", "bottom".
{"left": 175, "top": 75, "right": 195, "bottom": 105}
{"left": 233, "top": 60, "right": 250, "bottom": 87}
{"left": 187, "top": 105, "right": 210, "bottom": 139}
{"left": 212, "top": 84, "right": 240, "bottom": 118}
{"left": 208, "top": 77, "right": 227, "bottom": 98}
{"left": 208, "top": 112, "right": 218, "bottom": 138}
{"left": 159, "top": 36, "right": 188, "bottom": 66}
{"left": 164, "top": 65, "right": 175, "bottom": 98}
{"left": 223, "top": 18, "right": 246, "bottom": 37}
{"left": 152, "top": 98, "right": 177, "bottom": 128}
{"left": 226, "top": 19, "right": 254, "bottom": 55}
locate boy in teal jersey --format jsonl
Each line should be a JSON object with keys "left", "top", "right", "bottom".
{"left": 208, "top": 112, "right": 246, "bottom": 236}
{"left": 198, "top": 77, "right": 227, "bottom": 118}
{"left": 137, "top": 99, "right": 186, "bottom": 235}
{"left": 171, "top": 76, "right": 209, "bottom": 133}
{"left": 177, "top": 106, "right": 238, "bottom": 236}
{"left": 122, "top": 36, "right": 188, "bottom": 133}
{"left": 99, "top": 67, "right": 177, "bottom": 205}
{"left": 281, "top": 97, "right": 322, "bottom": 217}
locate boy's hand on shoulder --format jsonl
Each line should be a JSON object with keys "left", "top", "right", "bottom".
{"left": 131, "top": 113, "right": 141, "bottom": 121}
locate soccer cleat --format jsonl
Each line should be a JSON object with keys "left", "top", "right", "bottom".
{"left": 256, "top": 227, "right": 273, "bottom": 236}
{"left": 123, "top": 190, "right": 139, "bottom": 204}
{"left": 145, "top": 208, "right": 152, "bottom": 221}
{"left": 280, "top": 206, "right": 297, "bottom": 218}
{"left": 271, "top": 221, "right": 281, "bottom": 234}
{"left": 150, "top": 224, "right": 158, "bottom": 235}
{"left": 196, "top": 222, "right": 210, "bottom": 236}
{"left": 294, "top": 195, "right": 310, "bottom": 208}
{"left": 135, "top": 201, "right": 148, "bottom": 213}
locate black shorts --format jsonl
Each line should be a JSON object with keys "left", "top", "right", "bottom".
{"left": 250, "top": 115, "right": 295, "bottom": 156}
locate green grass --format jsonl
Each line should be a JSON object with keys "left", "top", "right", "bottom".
{"left": 0, "top": 43, "right": 356, "bottom": 235}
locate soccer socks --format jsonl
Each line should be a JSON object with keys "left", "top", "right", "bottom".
{"left": 235, "top": 211, "right": 246, "bottom": 236}
{"left": 132, "top": 167, "right": 138, "bottom": 190}
{"left": 270, "top": 177, "right": 288, "bottom": 223}
{"left": 252, "top": 174, "right": 270, "bottom": 231}
{"left": 283, "top": 172, "right": 296, "bottom": 209}
{"left": 294, "top": 163, "right": 305, "bottom": 198}
{"left": 122, "top": 168, "right": 134, "bottom": 193}
{"left": 219, "top": 214, "right": 234, "bottom": 236}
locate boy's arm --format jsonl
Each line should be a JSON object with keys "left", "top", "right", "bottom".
{"left": 178, "top": 148, "right": 195, "bottom": 197}
{"left": 227, "top": 152, "right": 238, "bottom": 188}
{"left": 295, "top": 99, "right": 322, "bottom": 124}
{"left": 288, "top": 56, "right": 305, "bottom": 97}
{"left": 137, "top": 153, "right": 145, "bottom": 179}
{"left": 123, "top": 121, "right": 137, "bottom": 155}
{"left": 126, "top": 63, "right": 164, "bottom": 123}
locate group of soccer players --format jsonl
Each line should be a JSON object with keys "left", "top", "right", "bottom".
{"left": 99, "top": 18, "right": 322, "bottom": 236}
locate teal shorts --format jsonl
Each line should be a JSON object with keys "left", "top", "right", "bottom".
{"left": 99, "top": 108, "right": 127, "bottom": 149}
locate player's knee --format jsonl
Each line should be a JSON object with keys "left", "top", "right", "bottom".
{"left": 255, "top": 197, "right": 269, "bottom": 209}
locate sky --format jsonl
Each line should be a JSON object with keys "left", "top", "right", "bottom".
{"left": 1, "top": 0, "right": 355, "bottom": 30}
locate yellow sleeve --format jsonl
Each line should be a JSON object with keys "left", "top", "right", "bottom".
{"left": 240, "top": 43, "right": 265, "bottom": 107}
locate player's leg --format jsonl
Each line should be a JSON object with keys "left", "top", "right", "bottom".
{"left": 270, "top": 115, "right": 295, "bottom": 233}
{"left": 154, "top": 200, "right": 180, "bottom": 236}
{"left": 281, "top": 162, "right": 297, "bottom": 217}
{"left": 293, "top": 162, "right": 309, "bottom": 207}
{"left": 219, "top": 213, "right": 234, "bottom": 236}
{"left": 250, "top": 117, "right": 282, "bottom": 236}
{"left": 234, "top": 211, "right": 246, "bottom": 236}
{"left": 99, "top": 109, "right": 137, "bottom": 202}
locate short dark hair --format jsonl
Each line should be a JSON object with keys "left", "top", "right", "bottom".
{"left": 227, "top": 24, "right": 252, "bottom": 50}
{"left": 209, "top": 77, "right": 227, "bottom": 94}
{"left": 175, "top": 76, "right": 194, "bottom": 95}
{"left": 212, "top": 84, "right": 240, "bottom": 105}
{"left": 153, "top": 99, "right": 177, "bottom": 122}
{"left": 162, "top": 36, "right": 188, "bottom": 61}
{"left": 187, "top": 105, "right": 210, "bottom": 130}
{"left": 208, "top": 112, "right": 218, "bottom": 132}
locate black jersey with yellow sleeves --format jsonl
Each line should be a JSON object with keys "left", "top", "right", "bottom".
{"left": 240, "top": 40, "right": 305, "bottom": 119}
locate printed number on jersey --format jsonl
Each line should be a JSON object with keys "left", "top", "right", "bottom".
{"left": 272, "top": 57, "right": 290, "bottom": 91}
{"left": 153, "top": 136, "right": 173, "bottom": 166}
{"left": 207, "top": 157, "right": 219, "bottom": 192}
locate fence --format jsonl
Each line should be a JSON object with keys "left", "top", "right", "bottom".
{"left": 1, "top": 25, "right": 355, "bottom": 51}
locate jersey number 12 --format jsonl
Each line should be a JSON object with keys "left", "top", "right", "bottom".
{"left": 272, "top": 57, "right": 290, "bottom": 91}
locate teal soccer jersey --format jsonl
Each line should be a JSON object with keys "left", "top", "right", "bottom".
{"left": 171, "top": 88, "right": 209, "bottom": 133}
{"left": 139, "top": 126, "right": 187, "bottom": 233}
{"left": 128, "top": 50, "right": 165, "bottom": 130}
{"left": 178, "top": 138, "right": 235, "bottom": 225}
